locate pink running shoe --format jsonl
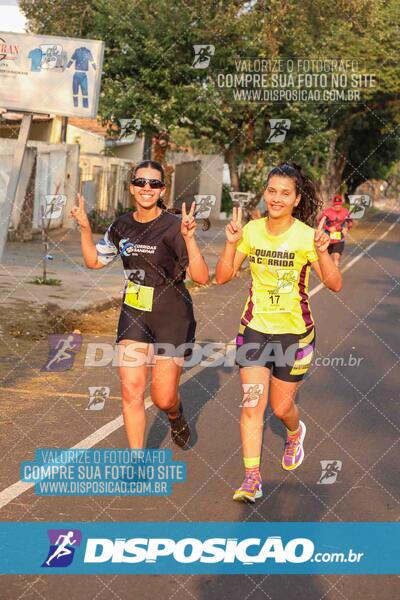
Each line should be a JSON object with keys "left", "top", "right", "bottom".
{"left": 282, "top": 420, "right": 306, "bottom": 470}
{"left": 233, "top": 474, "right": 262, "bottom": 503}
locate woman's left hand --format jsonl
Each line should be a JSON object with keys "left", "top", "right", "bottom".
{"left": 181, "top": 201, "right": 197, "bottom": 239}
{"left": 314, "top": 216, "right": 331, "bottom": 254}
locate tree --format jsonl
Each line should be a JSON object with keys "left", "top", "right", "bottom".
{"left": 20, "top": 0, "right": 95, "bottom": 37}
{"left": 21, "top": 0, "right": 206, "bottom": 200}
{"left": 169, "top": 0, "right": 400, "bottom": 200}
{"left": 20, "top": 0, "right": 400, "bottom": 204}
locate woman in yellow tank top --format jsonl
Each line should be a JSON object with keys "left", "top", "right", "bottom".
{"left": 215, "top": 161, "right": 342, "bottom": 503}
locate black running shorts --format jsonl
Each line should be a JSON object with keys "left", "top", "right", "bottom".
{"left": 117, "top": 282, "right": 196, "bottom": 357}
{"left": 236, "top": 325, "right": 315, "bottom": 382}
{"left": 328, "top": 241, "right": 345, "bottom": 255}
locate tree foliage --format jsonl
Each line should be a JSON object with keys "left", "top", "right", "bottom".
{"left": 20, "top": 0, "right": 400, "bottom": 201}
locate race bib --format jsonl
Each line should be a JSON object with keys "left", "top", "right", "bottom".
{"left": 330, "top": 231, "right": 342, "bottom": 240}
{"left": 253, "top": 269, "right": 298, "bottom": 314}
{"left": 124, "top": 281, "right": 154, "bottom": 312}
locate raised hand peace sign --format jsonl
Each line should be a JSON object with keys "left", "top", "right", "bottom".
{"left": 225, "top": 206, "right": 243, "bottom": 244}
{"left": 181, "top": 201, "right": 197, "bottom": 239}
{"left": 314, "top": 216, "right": 330, "bottom": 254}
{"left": 70, "top": 193, "right": 90, "bottom": 230}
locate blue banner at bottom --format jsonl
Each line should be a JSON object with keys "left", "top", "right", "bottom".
{"left": 0, "top": 522, "right": 398, "bottom": 574}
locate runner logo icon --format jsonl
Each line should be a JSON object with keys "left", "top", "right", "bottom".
{"left": 317, "top": 460, "right": 342, "bottom": 484}
{"left": 266, "top": 119, "right": 291, "bottom": 143}
{"left": 41, "top": 334, "right": 82, "bottom": 372}
{"left": 42, "top": 529, "right": 82, "bottom": 568}
{"left": 192, "top": 45, "right": 215, "bottom": 69}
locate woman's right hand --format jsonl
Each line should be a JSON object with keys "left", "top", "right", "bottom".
{"left": 70, "top": 193, "right": 90, "bottom": 230}
{"left": 225, "top": 206, "right": 243, "bottom": 244}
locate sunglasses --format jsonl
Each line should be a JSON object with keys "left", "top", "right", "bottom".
{"left": 131, "top": 177, "right": 164, "bottom": 189}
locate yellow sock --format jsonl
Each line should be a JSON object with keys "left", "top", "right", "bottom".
{"left": 244, "top": 457, "right": 261, "bottom": 480}
{"left": 286, "top": 425, "right": 300, "bottom": 436}
{"left": 244, "top": 456, "right": 260, "bottom": 469}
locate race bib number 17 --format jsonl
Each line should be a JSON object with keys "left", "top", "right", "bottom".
{"left": 253, "top": 269, "right": 298, "bottom": 314}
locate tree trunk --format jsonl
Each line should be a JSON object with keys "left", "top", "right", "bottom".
{"left": 14, "top": 152, "right": 37, "bottom": 242}
{"left": 319, "top": 135, "right": 346, "bottom": 204}
{"left": 225, "top": 146, "right": 240, "bottom": 191}
{"left": 152, "top": 132, "right": 173, "bottom": 206}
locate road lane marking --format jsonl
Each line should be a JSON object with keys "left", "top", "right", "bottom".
{"left": 0, "top": 215, "right": 398, "bottom": 510}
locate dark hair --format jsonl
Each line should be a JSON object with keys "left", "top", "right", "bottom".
{"left": 131, "top": 160, "right": 167, "bottom": 209}
{"left": 265, "top": 161, "right": 322, "bottom": 227}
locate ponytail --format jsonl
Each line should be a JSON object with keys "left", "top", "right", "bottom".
{"left": 157, "top": 198, "right": 167, "bottom": 209}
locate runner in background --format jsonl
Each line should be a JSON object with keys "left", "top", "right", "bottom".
{"left": 216, "top": 161, "right": 342, "bottom": 503}
{"left": 318, "top": 195, "right": 353, "bottom": 267}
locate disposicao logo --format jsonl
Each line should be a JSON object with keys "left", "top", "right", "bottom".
{"left": 42, "top": 529, "right": 82, "bottom": 568}
{"left": 83, "top": 536, "right": 314, "bottom": 564}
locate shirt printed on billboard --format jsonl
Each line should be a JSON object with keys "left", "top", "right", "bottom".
{"left": 0, "top": 31, "right": 104, "bottom": 118}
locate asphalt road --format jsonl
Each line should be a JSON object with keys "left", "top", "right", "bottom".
{"left": 0, "top": 212, "right": 399, "bottom": 599}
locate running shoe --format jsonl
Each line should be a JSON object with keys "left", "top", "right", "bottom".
{"left": 281, "top": 420, "right": 306, "bottom": 470}
{"left": 169, "top": 404, "right": 191, "bottom": 449}
{"left": 233, "top": 474, "right": 262, "bottom": 503}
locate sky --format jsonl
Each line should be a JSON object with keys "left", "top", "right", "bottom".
{"left": 0, "top": 1, "right": 27, "bottom": 32}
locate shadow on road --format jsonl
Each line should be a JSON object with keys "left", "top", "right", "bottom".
{"left": 146, "top": 361, "right": 221, "bottom": 449}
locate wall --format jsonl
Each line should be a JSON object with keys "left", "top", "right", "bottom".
{"left": 0, "top": 139, "right": 80, "bottom": 233}
{"left": 106, "top": 136, "right": 145, "bottom": 162}
{"left": 78, "top": 153, "right": 134, "bottom": 221}
{"left": 66, "top": 125, "right": 104, "bottom": 154}
{"left": 167, "top": 151, "right": 224, "bottom": 218}
{"left": 0, "top": 119, "right": 55, "bottom": 142}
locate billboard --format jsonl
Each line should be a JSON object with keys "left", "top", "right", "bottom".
{"left": 0, "top": 31, "right": 104, "bottom": 118}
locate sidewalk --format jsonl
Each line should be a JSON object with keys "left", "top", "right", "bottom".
{"left": 0, "top": 220, "right": 228, "bottom": 311}
{"left": 1, "top": 210, "right": 392, "bottom": 313}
